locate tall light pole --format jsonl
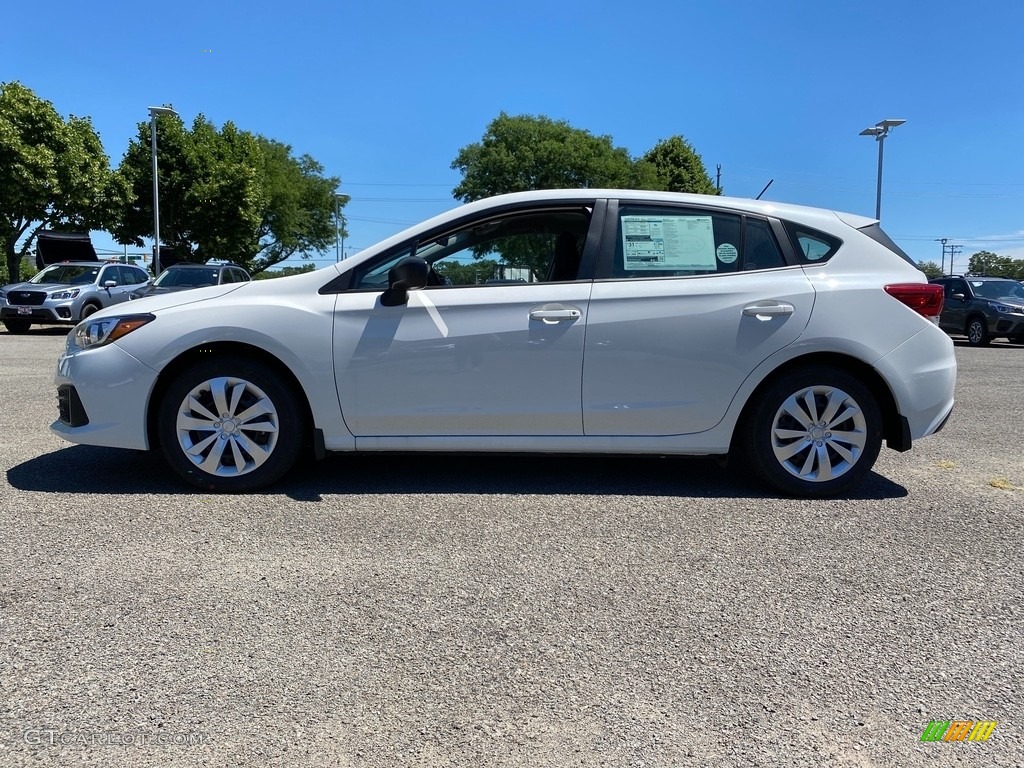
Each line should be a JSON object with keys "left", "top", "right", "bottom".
{"left": 148, "top": 105, "right": 179, "bottom": 275}
{"left": 859, "top": 118, "right": 905, "bottom": 220}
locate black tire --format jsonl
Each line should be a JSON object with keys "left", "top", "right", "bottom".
{"left": 3, "top": 319, "right": 31, "bottom": 334}
{"left": 965, "top": 316, "right": 990, "bottom": 346}
{"left": 736, "top": 366, "right": 883, "bottom": 498}
{"left": 157, "top": 356, "right": 307, "bottom": 492}
{"left": 79, "top": 303, "right": 101, "bottom": 320}
{"left": 1009, "top": 335, "right": 1024, "bottom": 345}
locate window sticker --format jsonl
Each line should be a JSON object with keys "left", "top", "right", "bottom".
{"left": 716, "top": 243, "right": 738, "bottom": 264}
{"left": 621, "top": 215, "right": 716, "bottom": 271}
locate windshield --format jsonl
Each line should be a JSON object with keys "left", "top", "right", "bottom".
{"left": 29, "top": 264, "right": 101, "bottom": 285}
{"left": 154, "top": 267, "right": 221, "bottom": 288}
{"left": 971, "top": 280, "right": 1024, "bottom": 301}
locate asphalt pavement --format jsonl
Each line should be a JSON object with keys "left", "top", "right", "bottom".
{"left": 1, "top": 328, "right": 1021, "bottom": 767}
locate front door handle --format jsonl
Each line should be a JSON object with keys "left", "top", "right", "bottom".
{"left": 529, "top": 307, "right": 582, "bottom": 323}
{"left": 743, "top": 302, "right": 795, "bottom": 320}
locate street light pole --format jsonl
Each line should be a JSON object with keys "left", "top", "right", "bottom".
{"left": 859, "top": 118, "right": 905, "bottom": 220}
{"left": 148, "top": 106, "right": 179, "bottom": 275}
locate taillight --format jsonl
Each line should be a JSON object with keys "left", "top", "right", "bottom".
{"left": 884, "top": 283, "right": 944, "bottom": 321}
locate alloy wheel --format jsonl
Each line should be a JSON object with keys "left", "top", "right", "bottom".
{"left": 174, "top": 375, "right": 280, "bottom": 477}
{"left": 770, "top": 384, "right": 868, "bottom": 483}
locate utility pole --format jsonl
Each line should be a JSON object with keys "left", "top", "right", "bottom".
{"left": 935, "top": 238, "right": 962, "bottom": 275}
{"left": 716, "top": 164, "right": 722, "bottom": 193}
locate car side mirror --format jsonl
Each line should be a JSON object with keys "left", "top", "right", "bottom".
{"left": 381, "top": 256, "right": 429, "bottom": 307}
{"left": 103, "top": 280, "right": 117, "bottom": 288}
{"left": 951, "top": 293, "right": 966, "bottom": 301}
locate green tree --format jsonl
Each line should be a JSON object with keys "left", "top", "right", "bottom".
{"left": 253, "top": 263, "right": 318, "bottom": 280}
{"left": 968, "top": 250, "right": 1024, "bottom": 279}
{"left": 111, "top": 115, "right": 344, "bottom": 275}
{"left": 917, "top": 261, "right": 943, "bottom": 279}
{"left": 433, "top": 258, "right": 501, "bottom": 285}
{"left": 635, "top": 135, "right": 719, "bottom": 195}
{"left": 451, "top": 112, "right": 636, "bottom": 202}
{"left": 0, "top": 82, "right": 124, "bottom": 282}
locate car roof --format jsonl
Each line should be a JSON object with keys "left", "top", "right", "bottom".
{"left": 935, "top": 275, "right": 1017, "bottom": 281}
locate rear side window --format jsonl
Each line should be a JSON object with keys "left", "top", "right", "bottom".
{"left": 784, "top": 222, "right": 843, "bottom": 264}
{"left": 610, "top": 206, "right": 788, "bottom": 278}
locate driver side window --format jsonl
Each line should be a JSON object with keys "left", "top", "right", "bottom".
{"left": 351, "top": 209, "right": 592, "bottom": 290}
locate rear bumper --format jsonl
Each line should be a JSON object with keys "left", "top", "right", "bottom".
{"left": 874, "top": 325, "right": 957, "bottom": 443}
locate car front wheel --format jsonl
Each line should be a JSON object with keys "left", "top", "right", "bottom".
{"left": 79, "top": 303, "right": 101, "bottom": 320}
{"left": 157, "top": 357, "right": 306, "bottom": 492}
{"left": 965, "top": 316, "right": 990, "bottom": 346}
{"left": 738, "top": 367, "right": 883, "bottom": 498}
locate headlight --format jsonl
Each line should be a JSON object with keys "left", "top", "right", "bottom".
{"left": 991, "top": 303, "right": 1023, "bottom": 314}
{"left": 51, "top": 289, "right": 81, "bottom": 300}
{"left": 73, "top": 314, "right": 155, "bottom": 349}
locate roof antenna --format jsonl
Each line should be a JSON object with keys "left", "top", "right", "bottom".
{"left": 755, "top": 180, "right": 774, "bottom": 200}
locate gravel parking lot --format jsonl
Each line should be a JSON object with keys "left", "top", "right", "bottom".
{"left": 1, "top": 328, "right": 1021, "bottom": 767}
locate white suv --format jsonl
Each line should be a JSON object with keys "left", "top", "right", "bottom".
{"left": 1, "top": 261, "right": 151, "bottom": 333}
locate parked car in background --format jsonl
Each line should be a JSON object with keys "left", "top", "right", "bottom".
{"left": 51, "top": 189, "right": 956, "bottom": 498}
{"left": 131, "top": 262, "right": 250, "bottom": 299}
{"left": 1, "top": 261, "right": 150, "bottom": 334}
{"left": 929, "top": 275, "right": 1024, "bottom": 345}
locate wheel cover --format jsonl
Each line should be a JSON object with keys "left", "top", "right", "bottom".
{"left": 770, "top": 385, "right": 868, "bottom": 483}
{"left": 175, "top": 376, "right": 280, "bottom": 477}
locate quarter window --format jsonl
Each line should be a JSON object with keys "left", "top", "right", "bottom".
{"left": 785, "top": 223, "right": 842, "bottom": 264}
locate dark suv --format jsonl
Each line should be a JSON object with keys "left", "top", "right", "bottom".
{"left": 131, "top": 262, "right": 250, "bottom": 299}
{"left": 930, "top": 275, "right": 1024, "bottom": 346}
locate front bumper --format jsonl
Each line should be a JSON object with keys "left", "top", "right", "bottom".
{"left": 50, "top": 342, "right": 158, "bottom": 450}
{"left": 992, "top": 312, "right": 1024, "bottom": 337}
{"left": 2, "top": 301, "right": 76, "bottom": 323}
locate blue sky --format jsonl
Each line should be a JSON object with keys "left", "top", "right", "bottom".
{"left": 3, "top": 0, "right": 1023, "bottom": 273}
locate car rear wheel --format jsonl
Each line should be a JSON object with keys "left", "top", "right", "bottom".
{"left": 738, "top": 367, "right": 883, "bottom": 498}
{"left": 1009, "top": 335, "right": 1024, "bottom": 345}
{"left": 965, "top": 316, "right": 990, "bottom": 346}
{"left": 3, "top": 319, "right": 31, "bottom": 334}
{"left": 157, "top": 357, "right": 307, "bottom": 492}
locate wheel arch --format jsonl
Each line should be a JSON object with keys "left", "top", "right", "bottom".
{"left": 731, "top": 352, "right": 905, "bottom": 453}
{"left": 964, "top": 312, "right": 989, "bottom": 333}
{"left": 146, "top": 341, "right": 317, "bottom": 453}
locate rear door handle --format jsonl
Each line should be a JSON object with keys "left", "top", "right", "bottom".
{"left": 743, "top": 302, "right": 794, "bottom": 320}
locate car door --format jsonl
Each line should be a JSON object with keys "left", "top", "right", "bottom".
{"left": 332, "top": 203, "right": 600, "bottom": 437}
{"left": 97, "top": 266, "right": 130, "bottom": 307}
{"left": 940, "top": 278, "right": 970, "bottom": 333}
{"left": 582, "top": 200, "right": 815, "bottom": 436}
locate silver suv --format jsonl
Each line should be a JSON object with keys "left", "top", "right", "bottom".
{"left": 0, "top": 261, "right": 151, "bottom": 334}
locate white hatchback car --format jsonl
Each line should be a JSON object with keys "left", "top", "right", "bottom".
{"left": 52, "top": 190, "right": 956, "bottom": 497}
